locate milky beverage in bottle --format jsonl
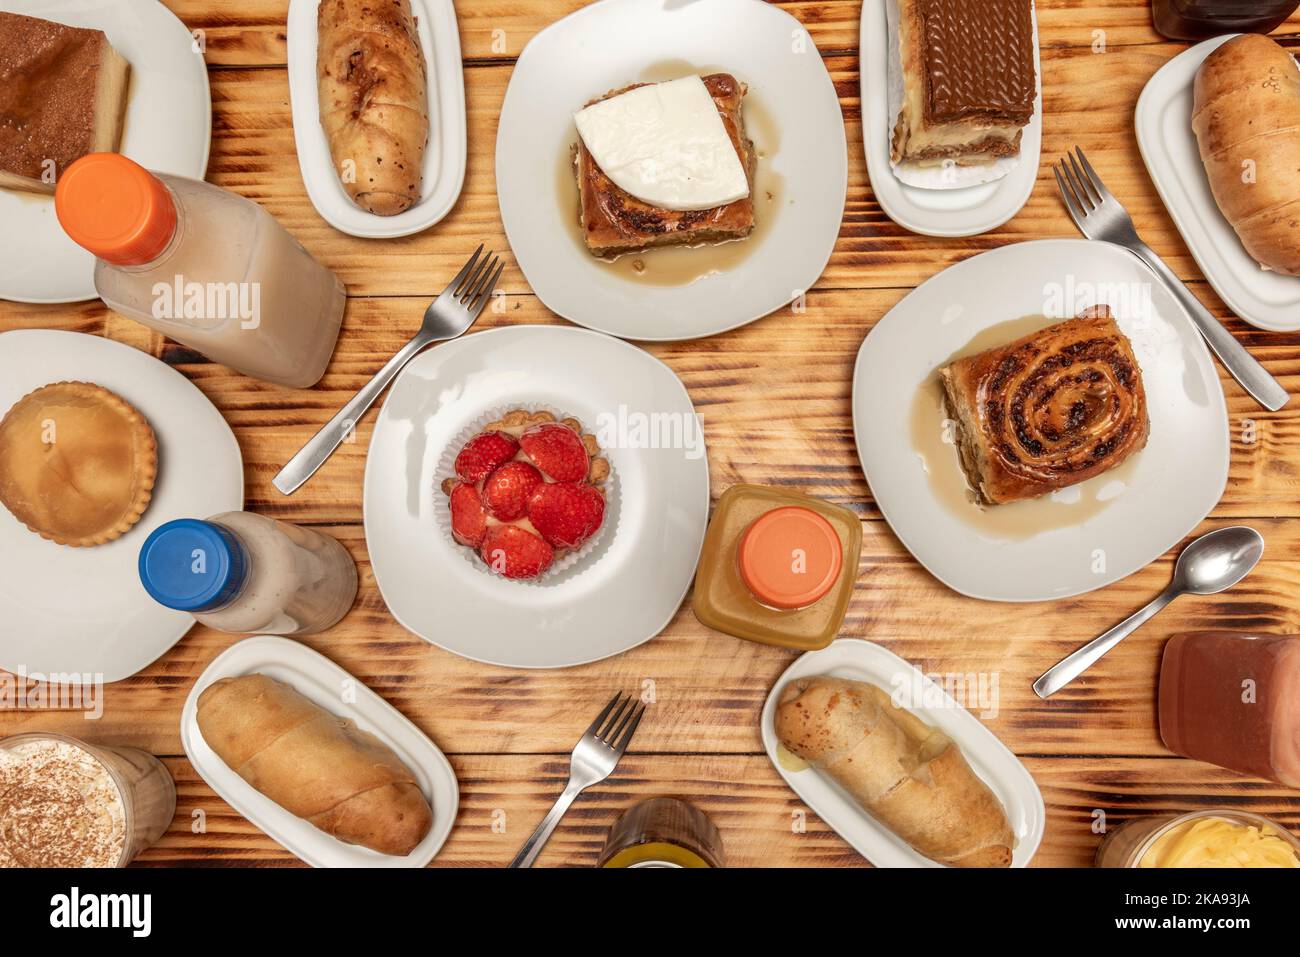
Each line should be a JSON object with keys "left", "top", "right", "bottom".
{"left": 54, "top": 153, "right": 345, "bottom": 388}
{"left": 138, "top": 512, "right": 358, "bottom": 636}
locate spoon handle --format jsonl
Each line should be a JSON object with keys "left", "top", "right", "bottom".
{"left": 1033, "top": 589, "right": 1178, "bottom": 699}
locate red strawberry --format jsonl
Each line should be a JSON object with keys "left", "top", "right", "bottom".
{"left": 448, "top": 482, "right": 487, "bottom": 547}
{"left": 527, "top": 482, "right": 606, "bottom": 548}
{"left": 479, "top": 525, "right": 553, "bottom": 579}
{"left": 481, "top": 461, "right": 542, "bottom": 521}
{"left": 454, "top": 431, "right": 519, "bottom": 483}
{"left": 519, "top": 423, "right": 589, "bottom": 482}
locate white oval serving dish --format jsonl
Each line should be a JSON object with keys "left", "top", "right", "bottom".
{"left": 286, "top": 0, "right": 467, "bottom": 238}
{"left": 761, "top": 638, "right": 1046, "bottom": 868}
{"left": 181, "top": 635, "right": 459, "bottom": 867}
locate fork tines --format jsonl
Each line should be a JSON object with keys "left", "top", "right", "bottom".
{"left": 1052, "top": 146, "right": 1110, "bottom": 224}
{"left": 444, "top": 244, "right": 505, "bottom": 312}
{"left": 587, "top": 692, "right": 647, "bottom": 753}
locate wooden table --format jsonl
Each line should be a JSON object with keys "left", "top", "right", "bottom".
{"left": 2, "top": 1, "right": 1298, "bottom": 868}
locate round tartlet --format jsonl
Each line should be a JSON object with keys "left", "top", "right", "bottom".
{"left": 440, "top": 408, "right": 610, "bottom": 580}
{"left": 0, "top": 381, "right": 158, "bottom": 547}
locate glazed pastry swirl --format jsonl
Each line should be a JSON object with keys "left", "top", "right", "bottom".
{"left": 940, "top": 310, "right": 1150, "bottom": 505}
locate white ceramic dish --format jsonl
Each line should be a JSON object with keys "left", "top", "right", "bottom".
{"left": 0, "top": 0, "right": 211, "bottom": 303}
{"left": 1136, "top": 34, "right": 1300, "bottom": 333}
{"left": 860, "top": 0, "right": 1043, "bottom": 237}
{"left": 181, "top": 635, "right": 458, "bottom": 868}
{"left": 761, "top": 639, "right": 1046, "bottom": 868}
{"left": 495, "top": 0, "right": 847, "bottom": 342}
{"left": 363, "top": 325, "right": 710, "bottom": 669}
{"left": 853, "top": 239, "right": 1229, "bottom": 603}
{"left": 0, "top": 331, "right": 243, "bottom": 682}
{"left": 287, "top": 0, "right": 467, "bottom": 238}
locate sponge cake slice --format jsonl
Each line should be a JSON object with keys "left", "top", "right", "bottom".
{"left": 0, "top": 12, "right": 130, "bottom": 194}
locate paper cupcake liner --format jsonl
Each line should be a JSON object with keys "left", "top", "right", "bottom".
{"left": 433, "top": 402, "right": 618, "bottom": 585}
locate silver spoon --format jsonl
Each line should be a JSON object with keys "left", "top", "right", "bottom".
{"left": 1033, "top": 526, "right": 1264, "bottom": 699}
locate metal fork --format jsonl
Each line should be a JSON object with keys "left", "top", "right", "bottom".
{"left": 1053, "top": 147, "right": 1288, "bottom": 412}
{"left": 272, "top": 245, "right": 505, "bottom": 495}
{"left": 509, "top": 693, "right": 647, "bottom": 868}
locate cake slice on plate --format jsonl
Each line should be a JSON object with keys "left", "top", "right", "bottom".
{"left": 0, "top": 12, "right": 131, "bottom": 194}
{"left": 572, "top": 73, "right": 756, "bottom": 258}
{"left": 891, "top": 0, "right": 1037, "bottom": 165}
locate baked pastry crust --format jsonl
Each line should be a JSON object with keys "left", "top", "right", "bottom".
{"left": 575, "top": 73, "right": 756, "bottom": 258}
{"left": 939, "top": 307, "right": 1149, "bottom": 505}
{"left": 891, "top": 0, "right": 1037, "bottom": 164}
{"left": 0, "top": 381, "right": 158, "bottom": 546}
{"left": 317, "top": 0, "right": 429, "bottom": 216}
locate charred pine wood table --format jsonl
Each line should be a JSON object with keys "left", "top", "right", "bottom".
{"left": 2, "top": 1, "right": 1298, "bottom": 867}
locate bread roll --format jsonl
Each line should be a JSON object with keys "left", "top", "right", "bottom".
{"left": 317, "top": 0, "right": 428, "bottom": 215}
{"left": 1192, "top": 34, "right": 1300, "bottom": 276}
{"left": 197, "top": 674, "right": 432, "bottom": 856}
{"left": 775, "top": 676, "right": 1014, "bottom": 867}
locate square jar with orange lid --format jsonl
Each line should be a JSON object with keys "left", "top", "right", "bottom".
{"left": 691, "top": 484, "right": 862, "bottom": 650}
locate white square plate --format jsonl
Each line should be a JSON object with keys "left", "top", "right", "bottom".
{"left": 495, "top": 0, "right": 847, "bottom": 341}
{"left": 181, "top": 635, "right": 458, "bottom": 868}
{"left": 860, "top": 0, "right": 1043, "bottom": 237}
{"left": 1135, "top": 34, "right": 1300, "bottom": 332}
{"left": 363, "top": 325, "right": 710, "bottom": 668}
{"left": 853, "top": 239, "right": 1229, "bottom": 602}
{"left": 0, "top": 331, "right": 243, "bottom": 682}
{"left": 286, "top": 0, "right": 467, "bottom": 238}
{"left": 761, "top": 639, "right": 1045, "bottom": 868}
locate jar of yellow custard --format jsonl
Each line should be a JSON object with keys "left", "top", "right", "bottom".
{"left": 598, "top": 798, "right": 724, "bottom": 868}
{"left": 1095, "top": 809, "right": 1300, "bottom": 868}
{"left": 691, "top": 485, "right": 862, "bottom": 650}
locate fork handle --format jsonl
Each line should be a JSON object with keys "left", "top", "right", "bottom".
{"left": 1128, "top": 242, "right": 1289, "bottom": 412}
{"left": 509, "top": 781, "right": 582, "bottom": 868}
{"left": 272, "top": 331, "right": 438, "bottom": 496}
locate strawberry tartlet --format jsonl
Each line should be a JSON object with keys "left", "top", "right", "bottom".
{"left": 440, "top": 409, "right": 610, "bottom": 580}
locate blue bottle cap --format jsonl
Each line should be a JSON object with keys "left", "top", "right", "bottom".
{"left": 138, "top": 519, "right": 248, "bottom": 613}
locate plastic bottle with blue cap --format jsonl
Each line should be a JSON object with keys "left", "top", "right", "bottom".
{"left": 139, "top": 511, "right": 357, "bottom": 635}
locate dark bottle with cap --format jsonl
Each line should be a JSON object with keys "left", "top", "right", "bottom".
{"left": 598, "top": 798, "right": 725, "bottom": 868}
{"left": 138, "top": 511, "right": 357, "bottom": 635}
{"left": 1151, "top": 1, "right": 1299, "bottom": 40}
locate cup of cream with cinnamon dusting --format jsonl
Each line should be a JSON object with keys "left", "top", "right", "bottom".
{"left": 0, "top": 732, "right": 176, "bottom": 868}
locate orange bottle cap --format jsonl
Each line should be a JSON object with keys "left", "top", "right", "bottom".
{"left": 738, "top": 506, "right": 843, "bottom": 610}
{"left": 55, "top": 153, "right": 177, "bottom": 266}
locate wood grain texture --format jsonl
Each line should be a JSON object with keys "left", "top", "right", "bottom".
{"left": 2, "top": 1, "right": 1300, "bottom": 869}
{"left": 132, "top": 754, "right": 1300, "bottom": 868}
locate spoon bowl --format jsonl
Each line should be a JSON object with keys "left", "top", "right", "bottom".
{"left": 1174, "top": 525, "right": 1265, "bottom": 596}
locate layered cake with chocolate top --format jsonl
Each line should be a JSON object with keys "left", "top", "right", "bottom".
{"left": 891, "top": 0, "right": 1037, "bottom": 165}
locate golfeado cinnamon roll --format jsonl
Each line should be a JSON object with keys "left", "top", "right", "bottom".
{"left": 940, "top": 305, "right": 1150, "bottom": 505}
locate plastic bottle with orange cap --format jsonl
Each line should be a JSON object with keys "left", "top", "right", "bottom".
{"left": 692, "top": 484, "right": 862, "bottom": 650}
{"left": 54, "top": 153, "right": 346, "bottom": 389}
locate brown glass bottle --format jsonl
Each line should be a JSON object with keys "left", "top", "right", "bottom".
{"left": 598, "top": 798, "right": 725, "bottom": 868}
{"left": 1151, "top": 1, "right": 1299, "bottom": 40}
